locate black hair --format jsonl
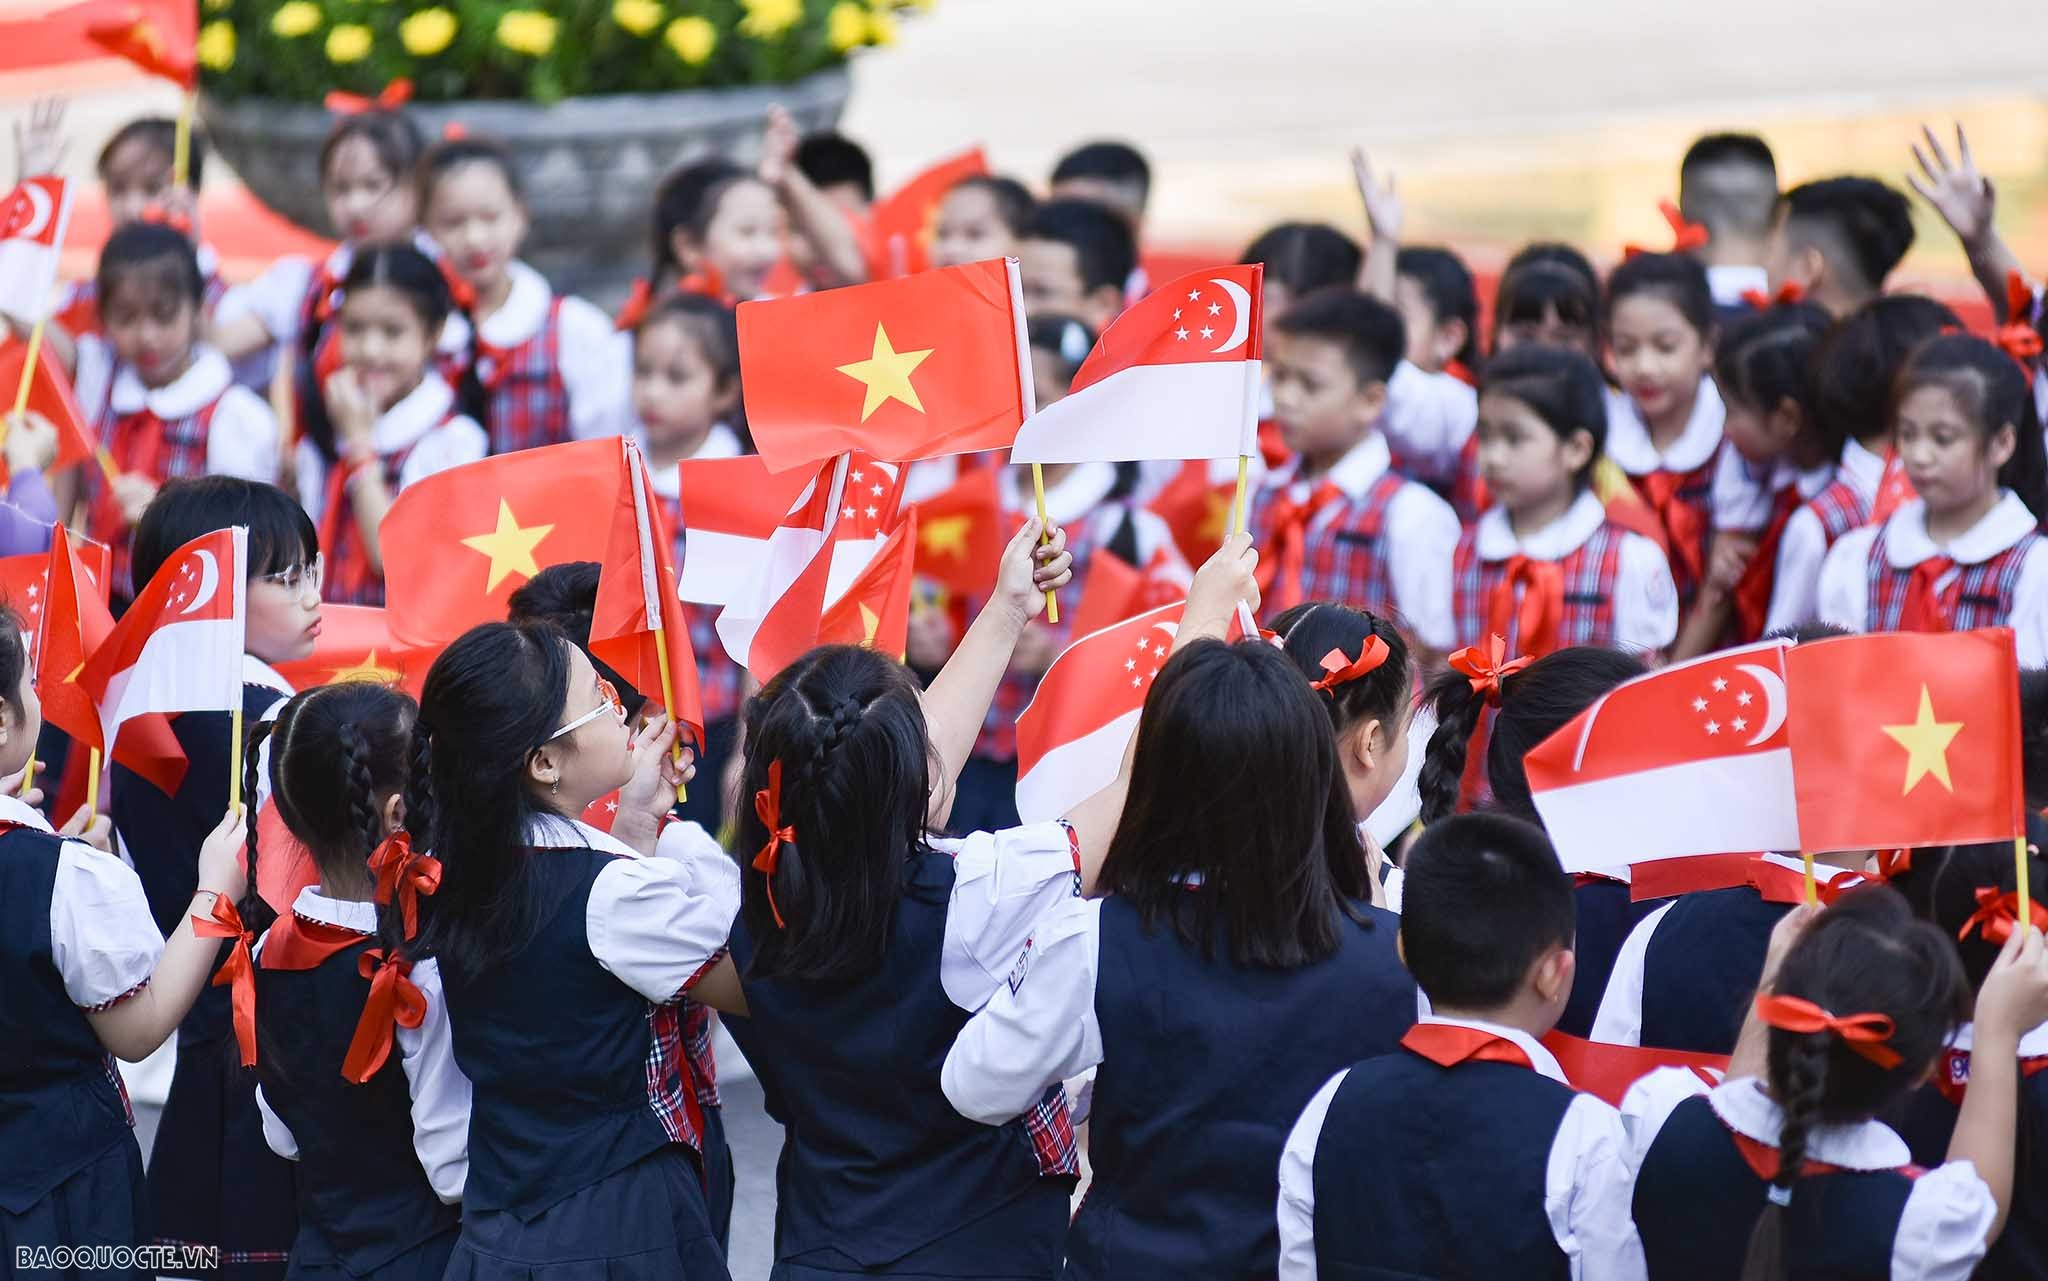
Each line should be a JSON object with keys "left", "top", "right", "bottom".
{"left": 319, "top": 109, "right": 424, "bottom": 195}
{"left": 0, "top": 605, "right": 24, "bottom": 723}
{"left": 1400, "top": 813, "right": 1574, "bottom": 1009}
{"left": 639, "top": 288, "right": 741, "bottom": 388}
{"left": 946, "top": 174, "right": 1036, "bottom": 237}
{"left": 1274, "top": 288, "right": 1407, "bottom": 390}
{"left": 1715, "top": 300, "right": 1829, "bottom": 411}
{"left": 1741, "top": 885, "right": 1969, "bottom": 1279}
{"left": 1419, "top": 645, "right": 1647, "bottom": 826}
{"left": 406, "top": 622, "right": 574, "bottom": 981}
{"left": 2023, "top": 669, "right": 2048, "bottom": 812}
{"left": 1493, "top": 243, "right": 1603, "bottom": 355}
{"left": 320, "top": 241, "right": 464, "bottom": 460}
{"left": 419, "top": 135, "right": 525, "bottom": 208}
{"left": 96, "top": 220, "right": 204, "bottom": 311}
{"left": 1240, "top": 222, "right": 1363, "bottom": 300}
{"left": 1764, "top": 621, "right": 1852, "bottom": 645}
{"left": 1051, "top": 140, "right": 1151, "bottom": 205}
{"left": 794, "top": 131, "right": 874, "bottom": 201}
{"left": 98, "top": 115, "right": 205, "bottom": 189}
{"left": 132, "top": 476, "right": 318, "bottom": 587}
{"left": 1606, "top": 250, "right": 1716, "bottom": 338}
{"left": 1912, "top": 831, "right": 2048, "bottom": 991}
{"left": 734, "top": 645, "right": 936, "bottom": 985}
{"left": 649, "top": 158, "right": 747, "bottom": 281}
{"left": 1678, "top": 132, "right": 1777, "bottom": 242}
{"left": 1479, "top": 344, "right": 1611, "bottom": 489}
{"left": 1396, "top": 246, "right": 1481, "bottom": 371}
{"left": 1894, "top": 332, "right": 2048, "bottom": 522}
{"left": 1776, "top": 177, "right": 1917, "bottom": 296}
{"left": 504, "top": 562, "right": 650, "bottom": 720}
{"left": 1098, "top": 639, "right": 1372, "bottom": 968}
{"left": 1023, "top": 198, "right": 1137, "bottom": 298}
{"left": 1809, "top": 294, "right": 1960, "bottom": 458}
{"left": 1026, "top": 313, "right": 1096, "bottom": 393}
{"left": 1271, "top": 602, "right": 1414, "bottom": 740}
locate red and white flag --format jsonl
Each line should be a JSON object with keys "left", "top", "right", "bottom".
{"left": 1524, "top": 640, "right": 1800, "bottom": 871}
{"left": 1010, "top": 264, "right": 1263, "bottom": 465}
{"left": 0, "top": 177, "right": 74, "bottom": 321}
{"left": 590, "top": 440, "right": 703, "bottom": 744}
{"left": 1015, "top": 601, "right": 1185, "bottom": 824}
{"left": 677, "top": 453, "right": 902, "bottom": 609}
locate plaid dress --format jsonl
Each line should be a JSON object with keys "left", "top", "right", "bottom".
{"left": 1866, "top": 527, "right": 2040, "bottom": 633}
{"left": 1450, "top": 522, "right": 1625, "bottom": 654}
{"left": 478, "top": 297, "right": 575, "bottom": 456}
{"left": 88, "top": 400, "right": 223, "bottom": 599}
{"left": 1250, "top": 471, "right": 1408, "bottom": 619}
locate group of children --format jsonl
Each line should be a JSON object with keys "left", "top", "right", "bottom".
{"left": 6, "top": 94, "right": 2048, "bottom": 1281}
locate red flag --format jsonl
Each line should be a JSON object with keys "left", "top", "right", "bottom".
{"left": 1540, "top": 1031, "right": 1726, "bottom": 1108}
{"left": 817, "top": 509, "right": 917, "bottom": 658}
{"left": 910, "top": 465, "right": 1006, "bottom": 598}
{"left": 675, "top": 452, "right": 901, "bottom": 613}
{"left": 714, "top": 456, "right": 850, "bottom": 684}
{"left": 865, "top": 147, "right": 987, "bottom": 279}
{"left": 1785, "top": 630, "right": 2025, "bottom": 852}
{"left": 1064, "top": 546, "right": 1191, "bottom": 643}
{"left": 1014, "top": 600, "right": 1185, "bottom": 824}
{"left": 737, "top": 258, "right": 1034, "bottom": 473}
{"left": 590, "top": 442, "right": 704, "bottom": 743}
{"left": 0, "top": 338, "right": 102, "bottom": 484}
{"left": 1145, "top": 458, "right": 1238, "bottom": 566}
{"left": 0, "top": 177, "right": 74, "bottom": 325}
{"left": 0, "top": 0, "right": 194, "bottom": 84}
{"left": 271, "top": 604, "right": 435, "bottom": 698}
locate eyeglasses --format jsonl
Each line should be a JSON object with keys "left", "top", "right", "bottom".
{"left": 546, "top": 676, "right": 626, "bottom": 742}
{"left": 256, "top": 554, "right": 324, "bottom": 602}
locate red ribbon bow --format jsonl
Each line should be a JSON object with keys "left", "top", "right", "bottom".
{"left": 1875, "top": 848, "right": 1913, "bottom": 881}
{"left": 1994, "top": 271, "right": 2043, "bottom": 371}
{"left": 1489, "top": 555, "right": 1565, "bottom": 660}
{"left": 368, "top": 832, "right": 442, "bottom": 942}
{"left": 192, "top": 895, "right": 259, "bottom": 1068}
{"left": 323, "top": 78, "right": 414, "bottom": 116}
{"left": 1740, "top": 281, "right": 1807, "bottom": 310}
{"left": 1310, "top": 636, "right": 1391, "bottom": 693}
{"left": 1447, "top": 634, "right": 1532, "bottom": 706}
{"left": 341, "top": 948, "right": 427, "bottom": 1084}
{"left": 1253, "top": 481, "right": 1341, "bottom": 615}
{"left": 752, "top": 760, "right": 796, "bottom": 929}
{"left": 1958, "top": 887, "right": 2048, "bottom": 945}
{"left": 1624, "top": 199, "right": 1711, "bottom": 259}
{"left": 614, "top": 278, "right": 656, "bottom": 333}
{"left": 1753, "top": 993, "right": 1902, "bottom": 1069}
{"left": 135, "top": 201, "right": 192, "bottom": 236}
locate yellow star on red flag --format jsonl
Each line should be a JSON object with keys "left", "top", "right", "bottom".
{"left": 836, "top": 324, "right": 933, "bottom": 421}
{"left": 1881, "top": 685, "right": 1964, "bottom": 794}
{"left": 460, "top": 500, "right": 554, "bottom": 593}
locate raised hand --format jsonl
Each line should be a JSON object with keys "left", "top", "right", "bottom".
{"left": 1907, "top": 122, "right": 1994, "bottom": 251}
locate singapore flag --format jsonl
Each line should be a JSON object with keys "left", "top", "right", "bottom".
{"left": 0, "top": 177, "right": 74, "bottom": 321}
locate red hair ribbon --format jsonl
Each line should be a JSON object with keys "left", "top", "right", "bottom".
{"left": 340, "top": 948, "right": 426, "bottom": 1084}
{"left": 752, "top": 760, "right": 796, "bottom": 929}
{"left": 434, "top": 256, "right": 478, "bottom": 313}
{"left": 614, "top": 278, "right": 656, "bottom": 333}
{"left": 1624, "top": 199, "right": 1711, "bottom": 259}
{"left": 1447, "top": 634, "right": 1532, "bottom": 707}
{"left": 192, "top": 895, "right": 258, "bottom": 1068}
{"left": 323, "top": 78, "right": 414, "bottom": 116}
{"left": 1311, "top": 636, "right": 1391, "bottom": 693}
{"left": 1958, "top": 887, "right": 2048, "bottom": 945}
{"left": 368, "top": 832, "right": 442, "bottom": 942}
{"left": 1753, "top": 993, "right": 1902, "bottom": 1069}
{"left": 1994, "top": 270, "right": 2043, "bottom": 371}
{"left": 135, "top": 201, "right": 192, "bottom": 236}
{"left": 1740, "top": 281, "right": 1807, "bottom": 310}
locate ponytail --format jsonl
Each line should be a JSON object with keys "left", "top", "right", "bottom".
{"left": 1417, "top": 669, "right": 1488, "bottom": 826}
{"left": 1737, "top": 1031, "right": 1830, "bottom": 1281}
{"left": 237, "top": 718, "right": 280, "bottom": 942}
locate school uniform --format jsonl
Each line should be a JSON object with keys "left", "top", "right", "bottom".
{"left": 72, "top": 343, "right": 280, "bottom": 600}
{"left": 1561, "top": 870, "right": 1671, "bottom": 1041}
{"left": 1765, "top": 437, "right": 1886, "bottom": 634}
{"left": 0, "top": 793, "right": 160, "bottom": 1277}
{"left": 438, "top": 261, "right": 632, "bottom": 455}
{"left": 1451, "top": 490, "right": 1678, "bottom": 655}
{"left": 1591, "top": 852, "right": 1865, "bottom": 1054}
{"left": 57, "top": 243, "right": 231, "bottom": 337}
{"left": 1276, "top": 1016, "right": 1645, "bottom": 1281}
{"left": 1714, "top": 451, "right": 1837, "bottom": 643}
{"left": 1605, "top": 377, "right": 1726, "bottom": 613}
{"left": 1250, "top": 432, "right": 1460, "bottom": 650}
{"left": 1382, "top": 358, "right": 1480, "bottom": 491}
{"left": 252, "top": 890, "right": 468, "bottom": 1280}
{"left": 1625, "top": 1070, "right": 1995, "bottom": 1281}
{"left": 729, "top": 822, "right": 1084, "bottom": 1280}
{"left": 1818, "top": 491, "right": 2048, "bottom": 664}
{"left": 942, "top": 883, "right": 1416, "bottom": 1280}
{"left": 1705, "top": 264, "right": 1770, "bottom": 312}
{"left": 296, "top": 375, "right": 487, "bottom": 606}
{"left": 439, "top": 815, "right": 738, "bottom": 1281}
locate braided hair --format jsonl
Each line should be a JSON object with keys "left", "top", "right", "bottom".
{"left": 256, "top": 683, "right": 419, "bottom": 919}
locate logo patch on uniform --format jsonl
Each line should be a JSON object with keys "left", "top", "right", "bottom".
{"left": 1006, "top": 937, "right": 1034, "bottom": 994}
{"left": 1948, "top": 1052, "right": 1970, "bottom": 1085}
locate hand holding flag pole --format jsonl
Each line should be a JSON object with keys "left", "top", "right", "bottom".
{"left": 1030, "top": 465, "right": 1058, "bottom": 624}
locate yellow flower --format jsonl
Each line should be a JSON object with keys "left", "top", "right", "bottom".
{"left": 270, "top": 1, "right": 321, "bottom": 38}
{"left": 663, "top": 15, "right": 716, "bottom": 64}
{"left": 197, "top": 20, "right": 235, "bottom": 69}
{"left": 738, "top": 0, "right": 804, "bottom": 40}
{"left": 324, "top": 23, "right": 373, "bottom": 63}
{"left": 613, "top": 0, "right": 665, "bottom": 35}
{"left": 203, "top": 0, "right": 229, "bottom": 11}
{"left": 400, "top": 7, "right": 458, "bottom": 56}
{"left": 496, "top": 9, "right": 559, "bottom": 56}
{"left": 825, "top": 1, "right": 865, "bottom": 49}
{"left": 866, "top": 8, "right": 897, "bottom": 44}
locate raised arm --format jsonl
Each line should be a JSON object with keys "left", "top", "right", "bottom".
{"left": 1908, "top": 123, "right": 2028, "bottom": 317}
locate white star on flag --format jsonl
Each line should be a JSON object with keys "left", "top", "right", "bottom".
{"left": 1175, "top": 328, "right": 1189, "bottom": 340}
{"left": 1200, "top": 327, "right": 1215, "bottom": 339}
{"left": 1737, "top": 691, "right": 1752, "bottom": 705}
{"left": 1712, "top": 677, "right": 1728, "bottom": 692}
{"left": 1691, "top": 697, "right": 1707, "bottom": 712}
{"left": 1732, "top": 717, "right": 1748, "bottom": 732}
{"left": 1705, "top": 720, "right": 1720, "bottom": 735}
{"left": 1124, "top": 657, "right": 1136, "bottom": 671}
{"left": 1187, "top": 289, "right": 1201, "bottom": 301}
{"left": 1208, "top": 302, "right": 1221, "bottom": 316}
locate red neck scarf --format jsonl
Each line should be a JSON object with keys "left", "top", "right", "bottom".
{"left": 1731, "top": 484, "right": 1805, "bottom": 642}
{"left": 1254, "top": 480, "right": 1341, "bottom": 614}
{"left": 1897, "top": 556, "right": 1958, "bottom": 633}
{"left": 1636, "top": 470, "right": 1706, "bottom": 590}
{"left": 1401, "top": 1022, "right": 1536, "bottom": 1070}
{"left": 1487, "top": 554, "right": 1565, "bottom": 658}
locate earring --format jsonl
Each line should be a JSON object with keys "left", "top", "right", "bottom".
{"left": 550, "top": 780, "right": 559, "bottom": 796}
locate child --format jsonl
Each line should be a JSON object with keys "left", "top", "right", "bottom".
{"left": 1276, "top": 813, "right": 1644, "bottom": 1280}
{"left": 1251, "top": 288, "right": 1460, "bottom": 656}
{"left": 794, "top": 130, "right": 874, "bottom": 218}
{"left": 419, "top": 138, "right": 631, "bottom": 454}
{"left": 1017, "top": 198, "right": 1137, "bottom": 334}
{"left": 1394, "top": 246, "right": 1481, "bottom": 380}
{"left": 1604, "top": 251, "right": 1725, "bottom": 615}
{"left": 311, "top": 243, "right": 488, "bottom": 606}
{"left": 407, "top": 622, "right": 738, "bottom": 1279}
{"left": 108, "top": 478, "right": 320, "bottom": 1279}
{"left": 1818, "top": 333, "right": 2048, "bottom": 662}
{"left": 1240, "top": 222, "right": 1363, "bottom": 355}
{"left": 1453, "top": 345, "right": 1679, "bottom": 656}
{"left": 929, "top": 174, "right": 1037, "bottom": 271}
{"left": 1049, "top": 139, "right": 1151, "bottom": 234}
{"left": 75, "top": 223, "right": 280, "bottom": 601}
{"left": 247, "top": 682, "right": 468, "bottom": 1279}
{"left": 1626, "top": 886, "right": 2048, "bottom": 1279}
{"left": 1492, "top": 243, "right": 1604, "bottom": 359}
{"left": 1677, "top": 132, "right": 1780, "bottom": 313}
{"left": 1765, "top": 176, "right": 1917, "bottom": 317}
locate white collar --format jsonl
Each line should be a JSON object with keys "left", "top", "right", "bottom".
{"left": 1788, "top": 459, "right": 1836, "bottom": 501}
{"left": 527, "top": 812, "right": 641, "bottom": 860}
{"left": 288, "top": 886, "right": 377, "bottom": 933}
{"left": 1270, "top": 432, "right": 1392, "bottom": 502}
{"left": 1473, "top": 490, "right": 1606, "bottom": 561}
{"left": 1948, "top": 1020, "right": 2048, "bottom": 1057}
{"left": 1706, "top": 264, "right": 1769, "bottom": 308}
{"left": 243, "top": 653, "right": 295, "bottom": 696}
{"left": 1417, "top": 1013, "right": 1569, "bottom": 1084}
{"left": 474, "top": 260, "right": 552, "bottom": 350}
{"left": 109, "top": 345, "right": 232, "bottom": 419}
{"left": 642, "top": 423, "right": 743, "bottom": 499}
{"left": 1880, "top": 492, "right": 2038, "bottom": 567}
{"left": 1838, "top": 437, "right": 1886, "bottom": 504}
{"left": 373, "top": 375, "right": 458, "bottom": 454}
{"left": 1604, "top": 378, "right": 1725, "bottom": 475}
{"left": 0, "top": 791, "right": 56, "bottom": 834}
{"left": 1000, "top": 460, "right": 1116, "bottom": 525}
{"left": 1708, "top": 1076, "right": 1911, "bottom": 1171}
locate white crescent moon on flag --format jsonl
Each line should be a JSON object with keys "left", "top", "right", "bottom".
{"left": 1736, "top": 663, "right": 1787, "bottom": 746}
{"left": 181, "top": 549, "right": 220, "bottom": 616}
{"left": 16, "top": 181, "right": 51, "bottom": 241}
{"left": 1209, "top": 277, "right": 1252, "bottom": 355}
{"left": 1150, "top": 620, "right": 1180, "bottom": 645}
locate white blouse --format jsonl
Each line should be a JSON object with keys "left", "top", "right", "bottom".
{"left": 1, "top": 793, "right": 162, "bottom": 1010}
{"left": 72, "top": 342, "right": 279, "bottom": 484}
{"left": 1765, "top": 438, "right": 1885, "bottom": 635}
{"left": 437, "top": 260, "right": 633, "bottom": 442}
{"left": 294, "top": 375, "right": 487, "bottom": 522}
{"left": 1604, "top": 378, "right": 1725, "bottom": 478}
{"left": 1382, "top": 359, "right": 1479, "bottom": 487}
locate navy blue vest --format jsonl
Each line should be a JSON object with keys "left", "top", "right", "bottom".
{"left": 442, "top": 847, "right": 674, "bottom": 1218}
{"left": 1898, "top": 1071, "right": 2047, "bottom": 1281}
{"left": 1634, "top": 1093, "right": 1910, "bottom": 1279}
{"left": 1064, "top": 898, "right": 1416, "bottom": 1281}
{"left": 0, "top": 826, "right": 136, "bottom": 1212}
{"left": 1561, "top": 879, "right": 1666, "bottom": 1038}
{"left": 723, "top": 850, "right": 1069, "bottom": 1275}
{"left": 1640, "top": 887, "right": 1788, "bottom": 1054}
{"left": 254, "top": 937, "right": 459, "bottom": 1271}
{"left": 1312, "top": 1051, "right": 1574, "bottom": 1281}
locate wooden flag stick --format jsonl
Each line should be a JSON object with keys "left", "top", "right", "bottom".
{"left": 85, "top": 746, "right": 101, "bottom": 816}
{"left": 17, "top": 750, "right": 33, "bottom": 798}
{"left": 172, "top": 91, "right": 195, "bottom": 189}
{"left": 1225, "top": 454, "right": 1252, "bottom": 539}
{"left": 228, "top": 704, "right": 243, "bottom": 814}
{"left": 10, "top": 315, "right": 47, "bottom": 418}
{"left": 2019, "top": 835, "right": 2034, "bottom": 937}
{"left": 1801, "top": 849, "right": 1817, "bottom": 907}
{"left": 1030, "top": 463, "right": 1058, "bottom": 624}
{"left": 651, "top": 621, "right": 688, "bottom": 805}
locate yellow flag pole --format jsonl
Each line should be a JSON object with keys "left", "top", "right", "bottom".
{"left": 2019, "top": 835, "right": 2034, "bottom": 937}
{"left": 11, "top": 317, "right": 45, "bottom": 420}
{"left": 652, "top": 622, "right": 688, "bottom": 806}
{"left": 172, "top": 91, "right": 195, "bottom": 189}
{"left": 1225, "top": 454, "right": 1251, "bottom": 539}
{"left": 1030, "top": 463, "right": 1058, "bottom": 624}
{"left": 85, "top": 746, "right": 101, "bottom": 816}
{"left": 228, "top": 704, "right": 243, "bottom": 814}
{"left": 1801, "top": 849, "right": 1817, "bottom": 907}
{"left": 17, "top": 751, "right": 33, "bottom": 798}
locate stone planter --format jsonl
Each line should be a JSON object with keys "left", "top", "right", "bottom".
{"left": 199, "top": 66, "right": 851, "bottom": 301}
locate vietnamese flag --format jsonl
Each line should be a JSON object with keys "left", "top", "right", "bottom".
{"left": 36, "top": 525, "right": 115, "bottom": 750}
{"left": 0, "top": 0, "right": 195, "bottom": 85}
{"left": 0, "top": 337, "right": 103, "bottom": 484}
{"left": 866, "top": 147, "right": 987, "bottom": 279}
{"left": 910, "top": 464, "right": 1005, "bottom": 599}
{"left": 272, "top": 604, "right": 435, "bottom": 697}
{"left": 737, "top": 257, "right": 1034, "bottom": 473}
{"left": 818, "top": 508, "right": 917, "bottom": 659}
{"left": 590, "top": 441, "right": 703, "bottom": 744}
{"left": 1785, "top": 629, "right": 2025, "bottom": 852}
{"left": 1146, "top": 458, "right": 1239, "bottom": 565}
